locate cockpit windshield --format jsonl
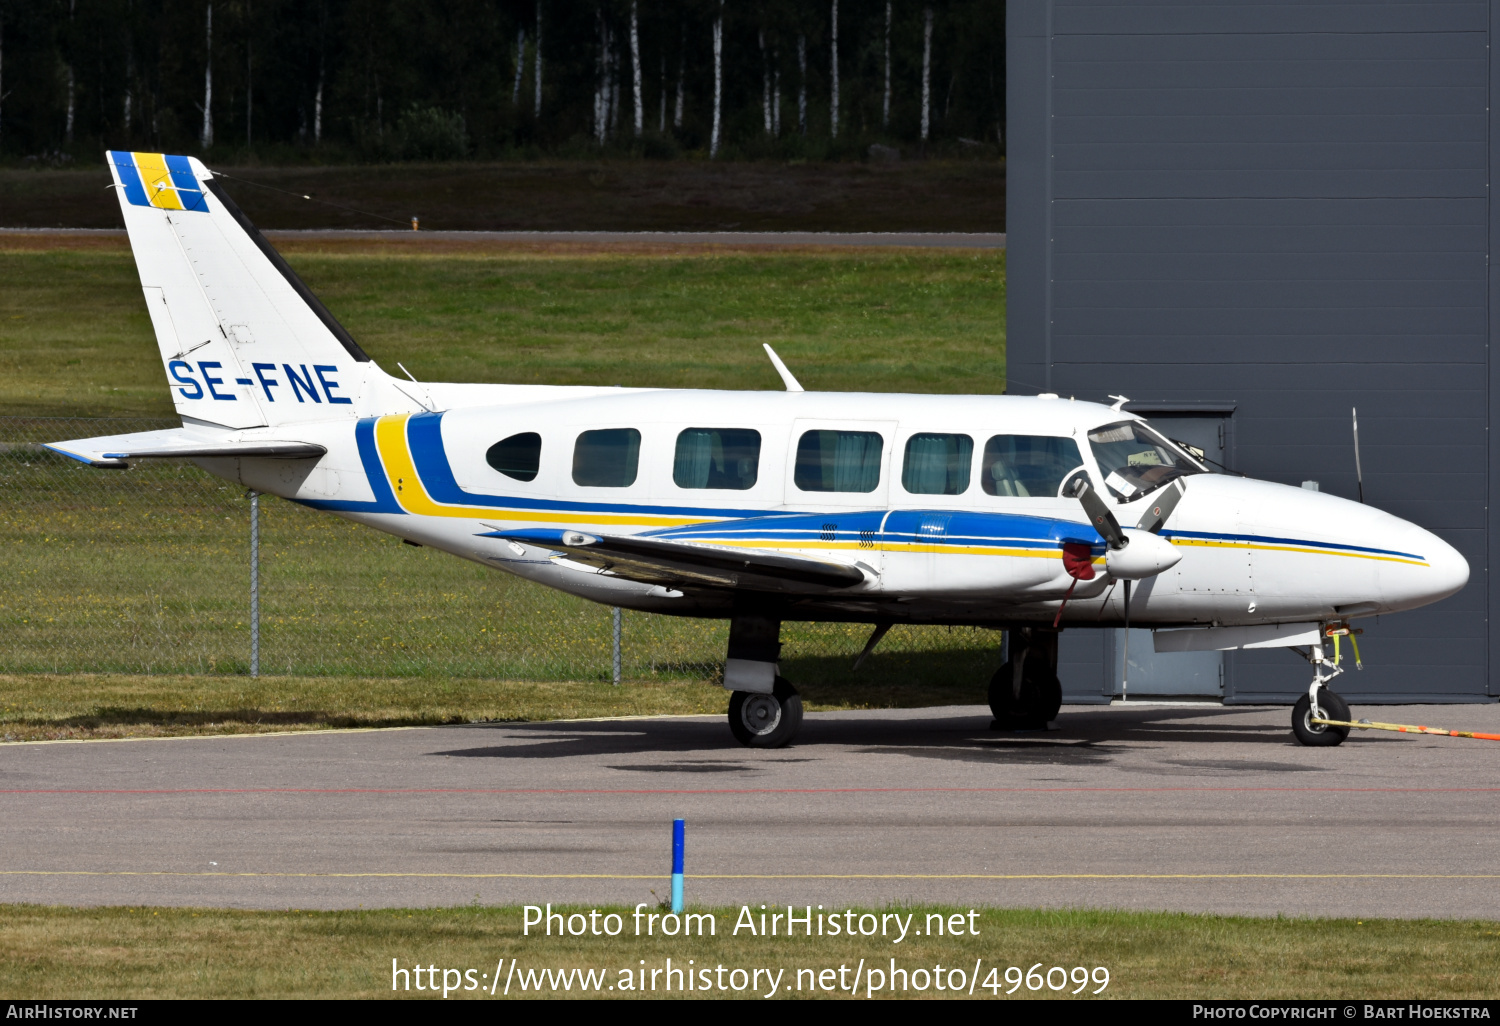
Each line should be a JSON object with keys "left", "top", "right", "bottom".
{"left": 1087, "top": 420, "right": 1205, "bottom": 501}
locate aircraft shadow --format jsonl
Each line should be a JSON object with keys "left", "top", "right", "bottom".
{"left": 429, "top": 704, "right": 1310, "bottom": 765}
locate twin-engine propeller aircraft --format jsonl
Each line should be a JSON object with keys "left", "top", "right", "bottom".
{"left": 50, "top": 152, "right": 1470, "bottom": 748}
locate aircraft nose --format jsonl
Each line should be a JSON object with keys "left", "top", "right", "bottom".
{"left": 1391, "top": 523, "right": 1469, "bottom": 610}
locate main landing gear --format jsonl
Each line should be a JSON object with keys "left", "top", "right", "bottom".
{"left": 989, "top": 628, "right": 1063, "bottom": 729}
{"left": 1291, "top": 632, "right": 1352, "bottom": 747}
{"left": 723, "top": 608, "right": 803, "bottom": 748}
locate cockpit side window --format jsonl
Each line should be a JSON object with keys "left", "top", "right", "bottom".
{"left": 981, "top": 435, "right": 1085, "bottom": 497}
{"left": 1087, "top": 420, "right": 1203, "bottom": 501}
{"left": 572, "top": 428, "right": 641, "bottom": 487}
{"left": 674, "top": 428, "right": 761, "bottom": 490}
{"left": 486, "top": 432, "right": 542, "bottom": 482}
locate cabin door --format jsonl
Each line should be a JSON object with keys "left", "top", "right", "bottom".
{"left": 786, "top": 418, "right": 898, "bottom": 570}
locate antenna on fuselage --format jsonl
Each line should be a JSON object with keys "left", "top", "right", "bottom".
{"left": 763, "top": 344, "right": 804, "bottom": 392}
{"left": 1352, "top": 407, "right": 1365, "bottom": 504}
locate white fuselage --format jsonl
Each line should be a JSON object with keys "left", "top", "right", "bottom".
{"left": 209, "top": 387, "right": 1469, "bottom": 631}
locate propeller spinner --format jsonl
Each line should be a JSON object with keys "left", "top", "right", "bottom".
{"left": 1067, "top": 477, "right": 1186, "bottom": 580}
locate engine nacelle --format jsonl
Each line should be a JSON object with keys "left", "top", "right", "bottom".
{"left": 1105, "top": 529, "right": 1182, "bottom": 580}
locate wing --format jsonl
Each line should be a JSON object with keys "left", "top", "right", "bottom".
{"left": 484, "top": 527, "right": 868, "bottom": 593}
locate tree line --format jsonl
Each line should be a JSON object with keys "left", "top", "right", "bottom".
{"left": 0, "top": 0, "right": 1003, "bottom": 163}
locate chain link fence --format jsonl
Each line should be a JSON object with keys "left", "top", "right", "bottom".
{"left": 0, "top": 417, "right": 1001, "bottom": 687}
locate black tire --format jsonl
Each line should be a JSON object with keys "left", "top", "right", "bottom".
{"left": 1291, "top": 689, "right": 1351, "bottom": 747}
{"left": 728, "top": 677, "right": 803, "bottom": 748}
{"left": 989, "top": 660, "right": 1063, "bottom": 727}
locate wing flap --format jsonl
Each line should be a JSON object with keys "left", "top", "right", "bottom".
{"left": 486, "top": 528, "right": 868, "bottom": 592}
{"left": 46, "top": 428, "right": 325, "bottom": 468}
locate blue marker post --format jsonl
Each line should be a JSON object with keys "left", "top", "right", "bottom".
{"left": 671, "top": 818, "right": 685, "bottom": 914}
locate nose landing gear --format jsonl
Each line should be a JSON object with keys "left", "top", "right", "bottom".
{"left": 1291, "top": 633, "right": 1352, "bottom": 747}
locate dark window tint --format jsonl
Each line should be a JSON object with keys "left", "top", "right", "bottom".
{"left": 794, "top": 430, "right": 884, "bottom": 493}
{"left": 674, "top": 428, "right": 761, "bottom": 490}
{"left": 902, "top": 433, "right": 973, "bottom": 495}
{"left": 572, "top": 428, "right": 641, "bottom": 487}
{"left": 982, "top": 435, "right": 1085, "bottom": 497}
{"left": 486, "top": 432, "right": 542, "bottom": 482}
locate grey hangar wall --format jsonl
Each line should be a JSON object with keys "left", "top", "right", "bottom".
{"left": 1004, "top": 0, "right": 1494, "bottom": 703}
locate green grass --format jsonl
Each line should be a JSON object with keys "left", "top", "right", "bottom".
{"left": 0, "top": 668, "right": 994, "bottom": 742}
{"left": 0, "top": 904, "right": 1494, "bottom": 999}
{"left": 0, "top": 244, "right": 1006, "bottom": 419}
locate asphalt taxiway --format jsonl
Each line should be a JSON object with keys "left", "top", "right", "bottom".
{"left": 1, "top": 702, "right": 1496, "bottom": 917}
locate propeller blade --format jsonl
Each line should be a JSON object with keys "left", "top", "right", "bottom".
{"left": 1069, "top": 477, "right": 1128, "bottom": 550}
{"left": 1136, "top": 478, "right": 1187, "bottom": 534}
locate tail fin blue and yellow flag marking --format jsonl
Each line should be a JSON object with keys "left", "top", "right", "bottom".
{"left": 108, "top": 151, "right": 209, "bottom": 213}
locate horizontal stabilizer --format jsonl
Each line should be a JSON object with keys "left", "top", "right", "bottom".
{"left": 46, "top": 428, "right": 325, "bottom": 468}
{"left": 486, "top": 527, "right": 867, "bottom": 592}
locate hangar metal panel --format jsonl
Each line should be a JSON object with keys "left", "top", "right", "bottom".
{"left": 1006, "top": 0, "right": 1493, "bottom": 703}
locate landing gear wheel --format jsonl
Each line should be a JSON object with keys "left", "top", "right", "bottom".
{"left": 1291, "top": 689, "right": 1351, "bottom": 747}
{"left": 728, "top": 677, "right": 803, "bottom": 748}
{"left": 989, "top": 659, "right": 1063, "bottom": 729}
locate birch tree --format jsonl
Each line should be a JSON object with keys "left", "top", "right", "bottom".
{"left": 593, "top": 8, "right": 605, "bottom": 143}
{"left": 920, "top": 4, "right": 932, "bottom": 142}
{"left": 534, "top": 0, "right": 542, "bottom": 117}
{"left": 0, "top": 12, "right": 7, "bottom": 149}
{"left": 658, "top": 52, "right": 666, "bottom": 131}
{"left": 674, "top": 24, "right": 684, "bottom": 129}
{"left": 759, "top": 30, "right": 770, "bottom": 136}
{"left": 629, "top": 0, "right": 641, "bottom": 137}
{"left": 797, "top": 33, "right": 806, "bottom": 135}
{"left": 773, "top": 49, "right": 780, "bottom": 136}
{"left": 63, "top": 0, "right": 75, "bottom": 142}
{"left": 513, "top": 26, "right": 526, "bottom": 106}
{"left": 241, "top": 0, "right": 249, "bottom": 145}
{"left": 710, "top": 0, "right": 722, "bottom": 157}
{"left": 882, "top": 0, "right": 891, "bottom": 129}
{"left": 828, "top": 0, "right": 838, "bottom": 139}
{"left": 200, "top": 1, "right": 213, "bottom": 148}
{"left": 124, "top": 1, "right": 135, "bottom": 135}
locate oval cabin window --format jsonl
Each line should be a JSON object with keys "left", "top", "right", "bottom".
{"left": 486, "top": 432, "right": 542, "bottom": 482}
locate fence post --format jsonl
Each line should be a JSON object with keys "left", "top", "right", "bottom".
{"left": 249, "top": 490, "right": 260, "bottom": 679}
{"left": 612, "top": 606, "right": 622, "bottom": 685}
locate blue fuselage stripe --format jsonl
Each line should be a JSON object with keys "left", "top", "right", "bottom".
{"left": 305, "top": 415, "right": 1421, "bottom": 563}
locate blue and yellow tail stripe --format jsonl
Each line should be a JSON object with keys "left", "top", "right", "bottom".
{"left": 295, "top": 411, "right": 1430, "bottom": 568}
{"left": 108, "top": 151, "right": 209, "bottom": 213}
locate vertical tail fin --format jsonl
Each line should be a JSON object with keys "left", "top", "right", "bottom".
{"left": 107, "top": 151, "right": 396, "bottom": 428}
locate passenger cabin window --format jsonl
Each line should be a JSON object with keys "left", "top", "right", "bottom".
{"left": 486, "top": 432, "right": 542, "bottom": 482}
{"left": 982, "top": 435, "right": 1085, "bottom": 497}
{"left": 794, "top": 430, "right": 884, "bottom": 493}
{"left": 902, "top": 433, "right": 973, "bottom": 495}
{"left": 572, "top": 428, "right": 641, "bottom": 487}
{"left": 674, "top": 428, "right": 761, "bottom": 490}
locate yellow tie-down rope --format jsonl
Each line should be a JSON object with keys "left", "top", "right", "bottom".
{"left": 1311, "top": 717, "right": 1500, "bottom": 742}
{"left": 1313, "top": 622, "right": 1500, "bottom": 739}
